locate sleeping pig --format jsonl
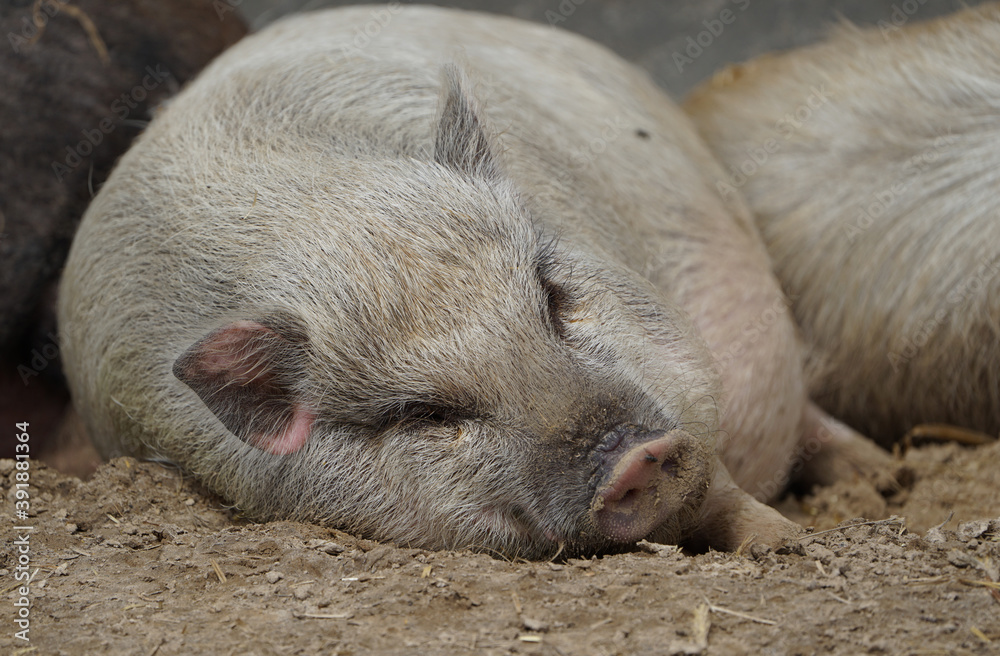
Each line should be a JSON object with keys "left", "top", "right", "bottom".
{"left": 684, "top": 3, "right": 1000, "bottom": 447}
{"left": 58, "top": 5, "right": 868, "bottom": 557}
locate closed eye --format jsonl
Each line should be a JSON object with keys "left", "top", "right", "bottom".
{"left": 383, "top": 401, "right": 478, "bottom": 429}
{"left": 541, "top": 277, "right": 569, "bottom": 341}
{"left": 535, "top": 238, "right": 570, "bottom": 341}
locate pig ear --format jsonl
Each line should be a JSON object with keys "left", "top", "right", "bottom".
{"left": 434, "top": 64, "right": 502, "bottom": 181}
{"left": 173, "top": 319, "right": 315, "bottom": 456}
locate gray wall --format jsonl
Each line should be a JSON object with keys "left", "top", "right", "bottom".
{"left": 236, "top": 0, "right": 987, "bottom": 98}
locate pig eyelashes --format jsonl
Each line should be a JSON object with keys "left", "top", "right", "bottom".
{"left": 378, "top": 399, "right": 480, "bottom": 431}
{"left": 534, "top": 243, "right": 572, "bottom": 342}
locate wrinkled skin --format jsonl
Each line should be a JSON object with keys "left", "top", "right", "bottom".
{"left": 685, "top": 3, "right": 1000, "bottom": 447}
{"left": 59, "top": 6, "right": 822, "bottom": 558}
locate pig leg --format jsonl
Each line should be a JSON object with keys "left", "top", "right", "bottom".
{"left": 681, "top": 405, "right": 898, "bottom": 553}
{"left": 792, "top": 402, "right": 899, "bottom": 493}
{"left": 680, "top": 464, "right": 803, "bottom": 552}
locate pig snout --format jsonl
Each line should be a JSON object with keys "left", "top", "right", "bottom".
{"left": 591, "top": 427, "right": 709, "bottom": 543}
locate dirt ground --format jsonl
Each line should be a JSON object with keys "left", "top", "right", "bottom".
{"left": 1, "top": 438, "right": 997, "bottom": 655}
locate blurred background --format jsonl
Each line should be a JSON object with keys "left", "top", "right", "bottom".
{"left": 238, "top": 0, "right": 987, "bottom": 97}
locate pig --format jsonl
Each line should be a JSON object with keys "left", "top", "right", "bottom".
{"left": 58, "top": 5, "right": 866, "bottom": 558}
{"left": 684, "top": 3, "right": 1000, "bottom": 447}
{"left": 0, "top": 0, "right": 246, "bottom": 462}
{"left": 0, "top": 0, "right": 246, "bottom": 350}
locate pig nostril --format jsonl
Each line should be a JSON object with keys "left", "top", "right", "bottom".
{"left": 660, "top": 458, "right": 676, "bottom": 477}
{"left": 617, "top": 487, "right": 641, "bottom": 511}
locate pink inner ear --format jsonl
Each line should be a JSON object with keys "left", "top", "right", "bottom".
{"left": 200, "top": 320, "right": 274, "bottom": 382}
{"left": 174, "top": 319, "right": 315, "bottom": 456}
{"left": 262, "top": 404, "right": 316, "bottom": 456}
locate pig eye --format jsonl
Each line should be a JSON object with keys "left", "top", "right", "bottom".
{"left": 387, "top": 401, "right": 477, "bottom": 428}
{"left": 535, "top": 240, "right": 570, "bottom": 341}
{"left": 541, "top": 278, "right": 569, "bottom": 341}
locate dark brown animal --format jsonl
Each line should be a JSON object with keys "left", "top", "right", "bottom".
{"left": 0, "top": 0, "right": 246, "bottom": 461}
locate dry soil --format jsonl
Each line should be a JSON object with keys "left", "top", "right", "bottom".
{"left": 1, "top": 439, "right": 998, "bottom": 655}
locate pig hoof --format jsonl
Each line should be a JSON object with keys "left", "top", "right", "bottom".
{"left": 715, "top": 501, "right": 803, "bottom": 553}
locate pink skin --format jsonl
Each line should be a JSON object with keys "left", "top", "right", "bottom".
{"left": 593, "top": 434, "right": 689, "bottom": 542}
{"left": 175, "top": 321, "right": 318, "bottom": 456}
{"left": 259, "top": 404, "right": 315, "bottom": 456}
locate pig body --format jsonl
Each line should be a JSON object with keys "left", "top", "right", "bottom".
{"left": 60, "top": 5, "right": 818, "bottom": 556}
{"left": 685, "top": 3, "right": 1000, "bottom": 445}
